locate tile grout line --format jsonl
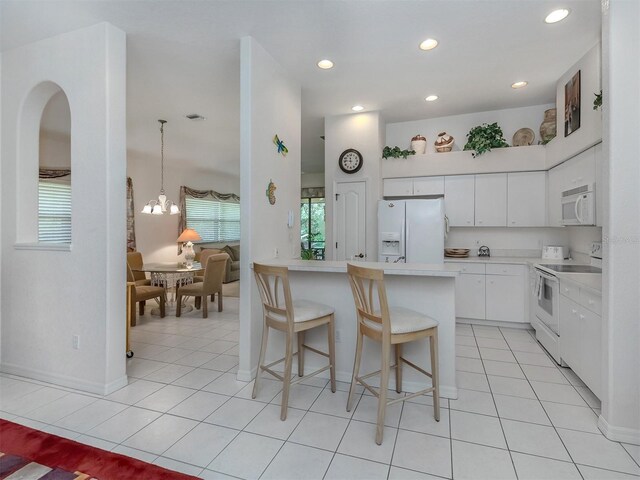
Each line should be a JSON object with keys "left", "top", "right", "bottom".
{"left": 474, "top": 324, "right": 520, "bottom": 480}
{"left": 499, "top": 326, "right": 586, "bottom": 479}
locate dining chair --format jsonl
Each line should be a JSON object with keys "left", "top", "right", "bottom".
{"left": 126, "top": 252, "right": 151, "bottom": 286}
{"left": 252, "top": 263, "right": 336, "bottom": 420}
{"left": 346, "top": 263, "right": 440, "bottom": 445}
{"left": 127, "top": 265, "right": 166, "bottom": 326}
{"left": 192, "top": 249, "right": 218, "bottom": 302}
{"left": 176, "top": 253, "right": 228, "bottom": 318}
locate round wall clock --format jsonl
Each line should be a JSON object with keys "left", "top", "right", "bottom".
{"left": 338, "top": 149, "right": 363, "bottom": 174}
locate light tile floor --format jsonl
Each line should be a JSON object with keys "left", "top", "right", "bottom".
{"left": 1, "top": 298, "right": 639, "bottom": 479}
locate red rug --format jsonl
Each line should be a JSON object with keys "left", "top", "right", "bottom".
{"left": 0, "top": 419, "right": 201, "bottom": 480}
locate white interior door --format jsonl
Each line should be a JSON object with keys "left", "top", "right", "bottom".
{"left": 335, "top": 181, "right": 366, "bottom": 260}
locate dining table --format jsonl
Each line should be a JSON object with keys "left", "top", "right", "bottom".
{"left": 131, "top": 262, "right": 202, "bottom": 316}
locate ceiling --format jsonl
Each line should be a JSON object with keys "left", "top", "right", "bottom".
{"left": 1, "top": 0, "right": 601, "bottom": 175}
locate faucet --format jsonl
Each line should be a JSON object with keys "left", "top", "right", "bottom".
{"left": 393, "top": 256, "right": 406, "bottom": 263}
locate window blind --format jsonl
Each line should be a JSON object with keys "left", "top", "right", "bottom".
{"left": 38, "top": 181, "right": 72, "bottom": 243}
{"left": 185, "top": 197, "right": 240, "bottom": 242}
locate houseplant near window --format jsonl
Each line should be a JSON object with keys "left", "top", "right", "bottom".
{"left": 463, "top": 122, "right": 510, "bottom": 157}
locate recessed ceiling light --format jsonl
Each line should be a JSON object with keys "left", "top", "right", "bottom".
{"left": 511, "top": 81, "right": 528, "bottom": 89}
{"left": 419, "top": 38, "right": 439, "bottom": 51}
{"left": 425, "top": 95, "right": 439, "bottom": 102}
{"left": 545, "top": 8, "right": 570, "bottom": 24}
{"left": 317, "top": 59, "right": 334, "bottom": 69}
{"left": 351, "top": 105, "right": 364, "bottom": 112}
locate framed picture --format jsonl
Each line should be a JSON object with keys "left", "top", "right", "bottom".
{"left": 564, "top": 70, "right": 581, "bottom": 137}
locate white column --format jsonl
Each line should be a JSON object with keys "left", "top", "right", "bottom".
{"left": 238, "top": 37, "right": 301, "bottom": 380}
{"left": 599, "top": 0, "right": 640, "bottom": 443}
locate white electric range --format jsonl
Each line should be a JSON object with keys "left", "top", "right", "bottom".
{"left": 532, "top": 242, "right": 602, "bottom": 364}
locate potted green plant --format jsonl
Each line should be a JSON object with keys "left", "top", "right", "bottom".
{"left": 382, "top": 146, "right": 416, "bottom": 159}
{"left": 463, "top": 122, "right": 510, "bottom": 158}
{"left": 593, "top": 90, "right": 602, "bottom": 110}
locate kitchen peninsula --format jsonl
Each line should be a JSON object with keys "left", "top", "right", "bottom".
{"left": 255, "top": 260, "right": 460, "bottom": 399}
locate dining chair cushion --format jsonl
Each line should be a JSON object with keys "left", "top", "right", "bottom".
{"left": 368, "top": 307, "right": 439, "bottom": 334}
{"left": 134, "top": 285, "right": 166, "bottom": 302}
{"left": 270, "top": 299, "right": 334, "bottom": 323}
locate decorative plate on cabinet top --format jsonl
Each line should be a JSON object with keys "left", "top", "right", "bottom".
{"left": 445, "top": 248, "right": 470, "bottom": 258}
{"left": 512, "top": 128, "right": 535, "bottom": 146}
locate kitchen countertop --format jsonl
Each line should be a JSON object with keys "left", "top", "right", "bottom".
{"left": 254, "top": 259, "right": 460, "bottom": 277}
{"left": 444, "top": 256, "right": 580, "bottom": 266}
{"left": 557, "top": 273, "right": 602, "bottom": 295}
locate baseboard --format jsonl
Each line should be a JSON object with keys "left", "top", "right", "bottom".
{"left": 598, "top": 415, "right": 640, "bottom": 444}
{"left": 0, "top": 363, "right": 126, "bottom": 396}
{"left": 237, "top": 366, "right": 458, "bottom": 399}
{"left": 457, "top": 318, "right": 533, "bottom": 330}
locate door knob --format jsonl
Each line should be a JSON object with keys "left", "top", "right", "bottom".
{"left": 355, "top": 253, "right": 365, "bottom": 258}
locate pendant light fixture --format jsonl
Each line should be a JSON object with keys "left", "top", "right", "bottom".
{"left": 141, "top": 119, "right": 180, "bottom": 215}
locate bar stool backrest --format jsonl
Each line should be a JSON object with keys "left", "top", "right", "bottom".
{"left": 253, "top": 263, "right": 295, "bottom": 328}
{"left": 346, "top": 263, "right": 392, "bottom": 337}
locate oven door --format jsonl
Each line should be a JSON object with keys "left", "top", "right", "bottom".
{"left": 535, "top": 269, "right": 560, "bottom": 334}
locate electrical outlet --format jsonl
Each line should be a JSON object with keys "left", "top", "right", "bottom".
{"left": 475, "top": 240, "right": 481, "bottom": 246}
{"left": 335, "top": 330, "right": 342, "bottom": 343}
{"left": 72, "top": 335, "right": 80, "bottom": 350}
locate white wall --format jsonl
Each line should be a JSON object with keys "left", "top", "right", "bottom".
{"left": 446, "top": 227, "right": 570, "bottom": 257}
{"left": 324, "top": 111, "right": 384, "bottom": 261}
{"left": 301, "top": 172, "right": 324, "bottom": 188}
{"left": 599, "top": 0, "right": 640, "bottom": 444}
{"left": 0, "top": 23, "right": 127, "bottom": 395}
{"left": 566, "top": 226, "right": 602, "bottom": 260}
{"left": 238, "top": 37, "right": 301, "bottom": 380}
{"left": 127, "top": 156, "right": 239, "bottom": 263}
{"left": 386, "top": 104, "right": 553, "bottom": 154}
{"left": 546, "top": 43, "right": 602, "bottom": 168}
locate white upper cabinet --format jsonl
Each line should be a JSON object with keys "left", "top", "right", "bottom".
{"left": 413, "top": 176, "right": 445, "bottom": 196}
{"left": 475, "top": 173, "right": 507, "bottom": 226}
{"left": 444, "top": 175, "right": 475, "bottom": 226}
{"left": 383, "top": 176, "right": 444, "bottom": 197}
{"left": 507, "top": 172, "right": 547, "bottom": 227}
{"left": 383, "top": 178, "right": 413, "bottom": 197}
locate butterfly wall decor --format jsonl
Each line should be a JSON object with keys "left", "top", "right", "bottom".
{"left": 273, "top": 135, "right": 288, "bottom": 157}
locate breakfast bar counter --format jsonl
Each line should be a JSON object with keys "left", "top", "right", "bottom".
{"left": 255, "top": 260, "right": 460, "bottom": 399}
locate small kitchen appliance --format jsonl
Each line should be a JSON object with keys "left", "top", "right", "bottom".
{"left": 478, "top": 245, "right": 490, "bottom": 257}
{"left": 542, "top": 245, "right": 569, "bottom": 260}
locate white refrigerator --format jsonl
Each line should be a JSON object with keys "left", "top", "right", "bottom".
{"left": 378, "top": 199, "right": 445, "bottom": 263}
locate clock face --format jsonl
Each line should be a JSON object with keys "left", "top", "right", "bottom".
{"left": 339, "top": 149, "right": 363, "bottom": 174}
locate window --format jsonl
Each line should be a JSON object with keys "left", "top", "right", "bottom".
{"left": 38, "top": 180, "right": 72, "bottom": 243}
{"left": 300, "top": 197, "right": 325, "bottom": 259}
{"left": 185, "top": 197, "right": 240, "bottom": 242}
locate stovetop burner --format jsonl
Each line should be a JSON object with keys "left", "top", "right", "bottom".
{"left": 538, "top": 264, "right": 602, "bottom": 274}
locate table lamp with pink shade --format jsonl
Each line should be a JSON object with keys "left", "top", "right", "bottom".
{"left": 177, "top": 228, "right": 202, "bottom": 268}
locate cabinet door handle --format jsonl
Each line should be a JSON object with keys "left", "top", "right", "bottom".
{"left": 579, "top": 314, "right": 585, "bottom": 320}
{"left": 571, "top": 309, "right": 577, "bottom": 315}
{"left": 478, "top": 220, "right": 483, "bottom": 224}
{"left": 564, "top": 287, "right": 570, "bottom": 292}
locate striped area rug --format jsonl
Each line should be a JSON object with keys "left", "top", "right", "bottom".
{"left": 0, "top": 420, "right": 200, "bottom": 480}
{"left": 0, "top": 451, "right": 96, "bottom": 479}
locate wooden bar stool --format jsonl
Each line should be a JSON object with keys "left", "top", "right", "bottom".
{"left": 253, "top": 263, "right": 337, "bottom": 420}
{"left": 346, "top": 263, "right": 440, "bottom": 445}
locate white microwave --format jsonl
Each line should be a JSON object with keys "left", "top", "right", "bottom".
{"left": 561, "top": 184, "right": 595, "bottom": 226}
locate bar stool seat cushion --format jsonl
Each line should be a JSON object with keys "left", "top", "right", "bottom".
{"left": 271, "top": 300, "right": 335, "bottom": 323}
{"left": 369, "top": 307, "right": 439, "bottom": 334}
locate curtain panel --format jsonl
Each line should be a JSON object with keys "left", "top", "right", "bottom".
{"left": 39, "top": 168, "right": 71, "bottom": 179}
{"left": 126, "top": 177, "right": 137, "bottom": 251}
{"left": 178, "top": 186, "right": 240, "bottom": 253}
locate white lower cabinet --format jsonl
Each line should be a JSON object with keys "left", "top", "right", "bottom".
{"left": 456, "top": 274, "right": 486, "bottom": 320}
{"left": 559, "top": 282, "right": 602, "bottom": 399}
{"left": 486, "top": 273, "right": 526, "bottom": 323}
{"left": 451, "top": 262, "right": 526, "bottom": 324}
